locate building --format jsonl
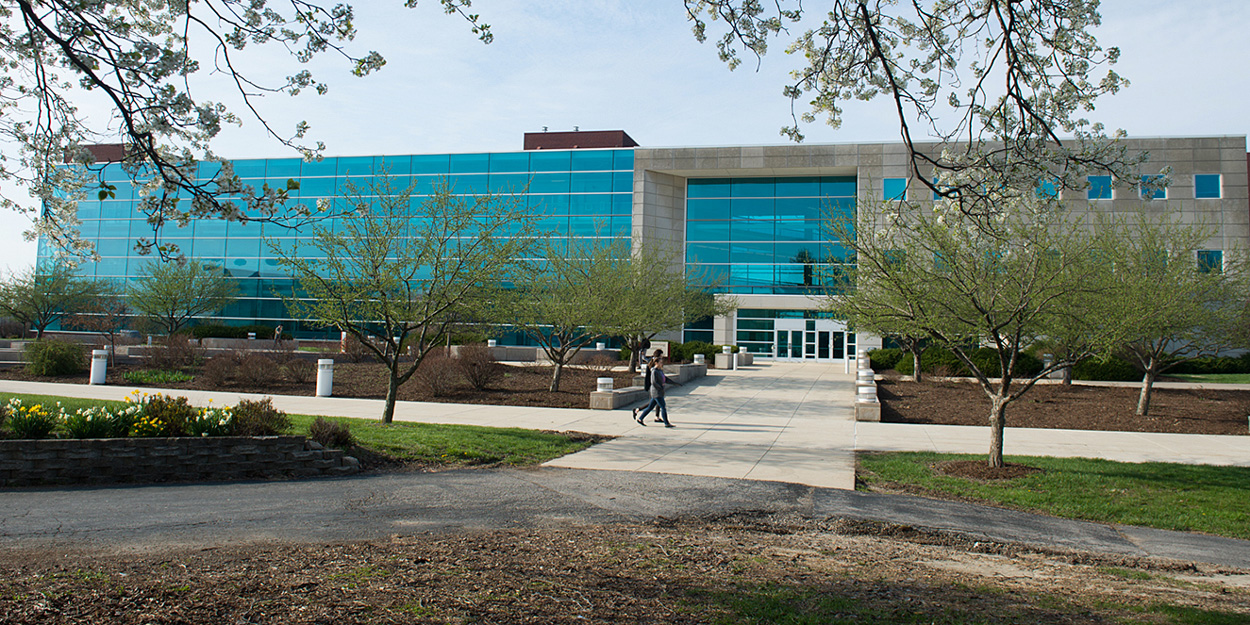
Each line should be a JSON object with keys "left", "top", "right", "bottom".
{"left": 50, "top": 132, "right": 1250, "bottom": 362}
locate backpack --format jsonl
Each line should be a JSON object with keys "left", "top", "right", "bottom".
{"left": 643, "top": 364, "right": 652, "bottom": 391}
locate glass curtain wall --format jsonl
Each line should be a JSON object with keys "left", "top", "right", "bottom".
{"left": 58, "top": 149, "right": 635, "bottom": 335}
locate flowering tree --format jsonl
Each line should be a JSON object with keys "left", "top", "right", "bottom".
{"left": 685, "top": 0, "right": 1148, "bottom": 215}
{"left": 0, "top": 1, "right": 490, "bottom": 259}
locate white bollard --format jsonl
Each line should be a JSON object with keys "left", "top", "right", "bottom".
{"left": 316, "top": 359, "right": 334, "bottom": 397}
{"left": 596, "top": 377, "right": 613, "bottom": 392}
{"left": 722, "top": 345, "right": 732, "bottom": 353}
{"left": 487, "top": 339, "right": 497, "bottom": 347}
{"left": 89, "top": 349, "right": 108, "bottom": 385}
{"left": 595, "top": 342, "right": 606, "bottom": 351}
{"left": 693, "top": 353, "right": 705, "bottom": 365}
{"left": 247, "top": 332, "right": 256, "bottom": 340}
{"left": 857, "top": 384, "right": 878, "bottom": 401}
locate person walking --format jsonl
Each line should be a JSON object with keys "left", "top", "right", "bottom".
{"left": 633, "top": 356, "right": 681, "bottom": 428}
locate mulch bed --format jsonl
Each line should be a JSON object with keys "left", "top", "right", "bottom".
{"left": 0, "top": 360, "right": 637, "bottom": 410}
{"left": 936, "top": 460, "right": 1046, "bottom": 481}
{"left": 879, "top": 379, "right": 1250, "bottom": 436}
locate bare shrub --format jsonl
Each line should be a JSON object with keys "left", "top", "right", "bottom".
{"left": 930, "top": 364, "right": 954, "bottom": 379}
{"left": 309, "top": 416, "right": 353, "bottom": 449}
{"left": 341, "top": 334, "right": 375, "bottom": 363}
{"left": 412, "top": 352, "right": 461, "bottom": 397}
{"left": 581, "top": 355, "right": 617, "bottom": 374}
{"left": 236, "top": 353, "right": 279, "bottom": 386}
{"left": 454, "top": 343, "right": 501, "bottom": 391}
{"left": 0, "top": 319, "right": 25, "bottom": 338}
{"left": 284, "top": 358, "right": 316, "bottom": 384}
{"left": 147, "top": 334, "right": 201, "bottom": 370}
{"left": 200, "top": 354, "right": 236, "bottom": 387}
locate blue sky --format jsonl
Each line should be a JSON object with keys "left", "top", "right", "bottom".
{"left": 4, "top": 0, "right": 1248, "bottom": 270}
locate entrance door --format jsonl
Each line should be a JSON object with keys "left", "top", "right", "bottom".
{"left": 773, "top": 319, "right": 849, "bottom": 362}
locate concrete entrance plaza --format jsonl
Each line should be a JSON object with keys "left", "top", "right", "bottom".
{"left": 2, "top": 361, "right": 1248, "bottom": 490}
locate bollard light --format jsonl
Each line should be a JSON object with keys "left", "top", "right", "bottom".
{"left": 89, "top": 349, "right": 108, "bottom": 385}
{"left": 693, "top": 354, "right": 705, "bottom": 365}
{"left": 596, "top": 377, "right": 613, "bottom": 393}
{"left": 316, "top": 359, "right": 334, "bottom": 397}
{"left": 487, "top": 339, "right": 497, "bottom": 347}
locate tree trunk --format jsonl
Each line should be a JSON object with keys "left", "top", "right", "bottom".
{"left": 628, "top": 344, "right": 640, "bottom": 373}
{"left": 1137, "top": 366, "right": 1159, "bottom": 416}
{"left": 987, "top": 396, "right": 1008, "bottom": 468}
{"left": 1060, "top": 365, "right": 1072, "bottom": 386}
{"left": 550, "top": 359, "right": 565, "bottom": 393}
{"left": 911, "top": 349, "right": 923, "bottom": 383}
{"left": 382, "top": 363, "right": 400, "bottom": 424}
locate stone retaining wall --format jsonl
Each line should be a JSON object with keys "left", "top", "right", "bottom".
{"left": 0, "top": 436, "right": 359, "bottom": 487}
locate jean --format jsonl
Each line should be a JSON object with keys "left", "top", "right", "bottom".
{"left": 637, "top": 396, "right": 669, "bottom": 425}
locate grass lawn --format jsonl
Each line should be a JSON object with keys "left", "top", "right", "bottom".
{"left": 0, "top": 392, "right": 597, "bottom": 468}
{"left": 1169, "top": 373, "right": 1250, "bottom": 384}
{"left": 858, "top": 452, "right": 1250, "bottom": 540}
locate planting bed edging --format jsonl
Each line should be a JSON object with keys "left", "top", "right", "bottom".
{"left": 0, "top": 436, "right": 359, "bottom": 488}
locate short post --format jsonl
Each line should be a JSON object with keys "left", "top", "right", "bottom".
{"left": 316, "top": 359, "right": 334, "bottom": 397}
{"left": 693, "top": 353, "right": 705, "bottom": 366}
{"left": 595, "top": 342, "right": 606, "bottom": 351}
{"left": 340, "top": 331, "right": 348, "bottom": 353}
{"left": 487, "top": 339, "right": 497, "bottom": 348}
{"left": 89, "top": 349, "right": 108, "bottom": 385}
{"left": 596, "top": 377, "right": 613, "bottom": 393}
{"left": 247, "top": 332, "right": 256, "bottom": 340}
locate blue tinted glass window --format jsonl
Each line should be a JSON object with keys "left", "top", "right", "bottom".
{"left": 731, "top": 198, "right": 774, "bottom": 219}
{"left": 1036, "top": 179, "right": 1058, "bottom": 198}
{"left": 196, "top": 161, "right": 224, "bottom": 179}
{"left": 571, "top": 150, "right": 614, "bottom": 171}
{"left": 1195, "top": 174, "right": 1221, "bottom": 199}
{"left": 298, "top": 177, "right": 337, "bottom": 197}
{"left": 78, "top": 202, "right": 101, "bottom": 220}
{"left": 686, "top": 221, "right": 730, "bottom": 241}
{"left": 448, "top": 174, "right": 488, "bottom": 194}
{"left": 569, "top": 216, "right": 609, "bottom": 236}
{"left": 611, "top": 195, "right": 632, "bottom": 215}
{"left": 613, "top": 150, "right": 634, "bottom": 171}
{"left": 569, "top": 194, "right": 611, "bottom": 215}
{"left": 530, "top": 151, "right": 571, "bottom": 172}
{"left": 229, "top": 258, "right": 260, "bottom": 276}
{"left": 231, "top": 160, "right": 266, "bottom": 178}
{"left": 731, "top": 242, "right": 774, "bottom": 264}
{"left": 489, "top": 172, "right": 531, "bottom": 193}
{"left": 731, "top": 219, "right": 774, "bottom": 241}
{"left": 193, "top": 219, "right": 228, "bottom": 238}
{"left": 100, "top": 201, "right": 133, "bottom": 219}
{"left": 226, "top": 237, "right": 261, "bottom": 257}
{"left": 489, "top": 152, "right": 530, "bottom": 173}
{"left": 821, "top": 176, "right": 856, "bottom": 196}
{"left": 776, "top": 243, "right": 825, "bottom": 264}
{"left": 96, "top": 258, "right": 128, "bottom": 276}
{"left": 374, "top": 155, "right": 411, "bottom": 176}
{"left": 732, "top": 178, "right": 774, "bottom": 197}
{"left": 883, "top": 178, "right": 908, "bottom": 201}
{"left": 129, "top": 220, "right": 154, "bottom": 239}
{"left": 1141, "top": 175, "right": 1167, "bottom": 200}
{"left": 687, "top": 178, "right": 731, "bottom": 198}
{"left": 98, "top": 220, "right": 130, "bottom": 238}
{"left": 687, "top": 242, "right": 730, "bottom": 264}
{"left": 1198, "top": 250, "right": 1223, "bottom": 273}
{"left": 336, "top": 156, "right": 373, "bottom": 176}
{"left": 1087, "top": 175, "right": 1112, "bottom": 199}
{"left": 78, "top": 219, "right": 100, "bottom": 239}
{"left": 194, "top": 238, "right": 226, "bottom": 257}
{"left": 687, "top": 198, "right": 730, "bottom": 220}
{"left": 610, "top": 216, "right": 631, "bottom": 237}
{"left": 449, "top": 153, "right": 489, "bottom": 173}
{"left": 535, "top": 216, "right": 568, "bottom": 234}
{"left": 776, "top": 220, "right": 825, "bottom": 242}
{"left": 96, "top": 239, "right": 130, "bottom": 256}
{"left": 612, "top": 171, "right": 633, "bottom": 193}
{"left": 730, "top": 264, "right": 774, "bottom": 287}
{"left": 227, "top": 220, "right": 261, "bottom": 237}
{"left": 299, "top": 158, "right": 337, "bottom": 177}
{"left": 411, "top": 154, "right": 450, "bottom": 174}
{"left": 774, "top": 177, "right": 820, "bottom": 197}
{"left": 530, "top": 195, "right": 570, "bottom": 216}
{"left": 775, "top": 197, "right": 820, "bottom": 220}
{"left": 411, "top": 175, "right": 445, "bottom": 195}
{"left": 570, "top": 171, "right": 613, "bottom": 193}
{"left": 530, "top": 172, "right": 570, "bottom": 193}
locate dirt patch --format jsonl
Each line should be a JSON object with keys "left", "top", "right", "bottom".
{"left": 2, "top": 517, "right": 1246, "bottom": 624}
{"left": 936, "top": 460, "right": 1045, "bottom": 481}
{"left": 879, "top": 379, "right": 1250, "bottom": 435}
{"left": 0, "top": 360, "right": 636, "bottom": 410}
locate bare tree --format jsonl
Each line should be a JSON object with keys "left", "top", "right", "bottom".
{"left": 0, "top": 263, "right": 102, "bottom": 339}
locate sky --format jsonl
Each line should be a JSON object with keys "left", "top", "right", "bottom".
{"left": 3, "top": 0, "right": 1248, "bottom": 271}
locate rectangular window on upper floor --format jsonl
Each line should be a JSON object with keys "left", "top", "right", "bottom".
{"left": 1140, "top": 175, "right": 1167, "bottom": 200}
{"left": 883, "top": 178, "right": 908, "bottom": 201}
{"left": 1087, "top": 175, "right": 1112, "bottom": 200}
{"left": 1198, "top": 250, "right": 1223, "bottom": 273}
{"left": 1036, "top": 179, "right": 1059, "bottom": 199}
{"left": 1195, "top": 174, "right": 1222, "bottom": 199}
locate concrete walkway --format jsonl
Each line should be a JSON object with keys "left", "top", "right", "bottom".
{"left": 2, "top": 361, "right": 1248, "bottom": 493}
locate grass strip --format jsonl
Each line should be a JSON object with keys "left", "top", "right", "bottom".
{"left": 0, "top": 392, "right": 596, "bottom": 468}
{"left": 1169, "top": 373, "right": 1250, "bottom": 384}
{"left": 857, "top": 452, "right": 1250, "bottom": 540}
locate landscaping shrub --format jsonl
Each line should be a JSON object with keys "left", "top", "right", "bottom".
{"left": 1072, "top": 356, "right": 1141, "bottom": 382}
{"left": 24, "top": 339, "right": 85, "bottom": 376}
{"left": 147, "top": 334, "right": 201, "bottom": 370}
{"left": 200, "top": 353, "right": 236, "bottom": 387}
{"left": 0, "top": 319, "right": 25, "bottom": 338}
{"left": 412, "top": 352, "right": 461, "bottom": 397}
{"left": 309, "top": 416, "right": 353, "bottom": 449}
{"left": 4, "top": 398, "right": 62, "bottom": 439}
{"left": 236, "top": 353, "right": 279, "bottom": 386}
{"left": 231, "top": 398, "right": 291, "bottom": 436}
{"left": 1169, "top": 355, "right": 1250, "bottom": 375}
{"left": 123, "top": 369, "right": 194, "bottom": 385}
{"left": 283, "top": 358, "right": 316, "bottom": 384}
{"left": 675, "top": 341, "right": 723, "bottom": 363}
{"left": 867, "top": 348, "right": 903, "bottom": 372}
{"left": 455, "top": 343, "right": 501, "bottom": 391}
{"left": 186, "top": 406, "right": 234, "bottom": 437}
{"left": 134, "top": 393, "right": 197, "bottom": 436}
{"left": 894, "top": 347, "right": 1042, "bottom": 378}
